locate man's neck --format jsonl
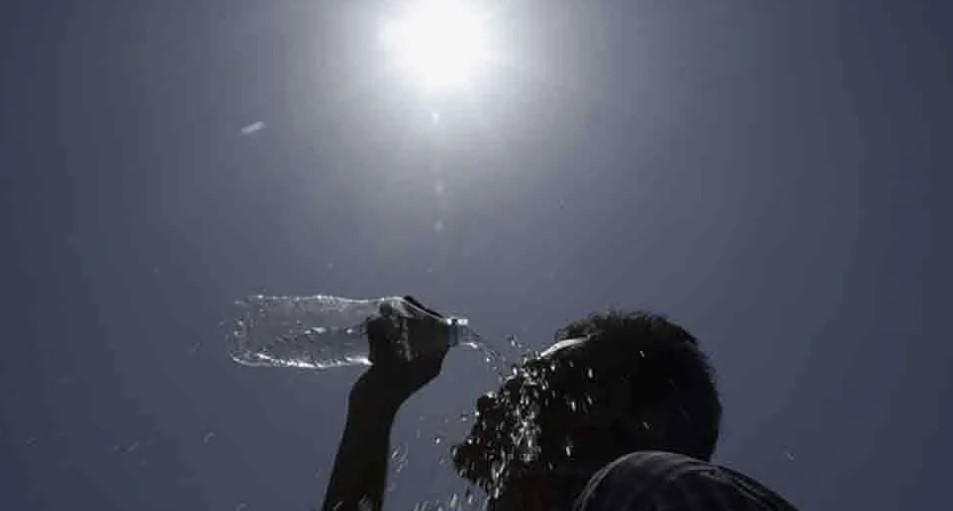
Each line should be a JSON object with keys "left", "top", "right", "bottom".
{"left": 491, "top": 465, "right": 601, "bottom": 511}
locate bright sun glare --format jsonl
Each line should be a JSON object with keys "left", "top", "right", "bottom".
{"left": 380, "top": 0, "right": 493, "bottom": 91}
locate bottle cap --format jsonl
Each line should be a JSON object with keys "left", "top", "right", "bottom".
{"left": 441, "top": 317, "right": 469, "bottom": 346}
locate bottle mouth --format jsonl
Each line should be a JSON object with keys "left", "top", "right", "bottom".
{"left": 441, "top": 316, "right": 469, "bottom": 347}
{"left": 440, "top": 316, "right": 469, "bottom": 327}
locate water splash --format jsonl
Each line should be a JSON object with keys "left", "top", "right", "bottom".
{"left": 408, "top": 332, "right": 560, "bottom": 509}
{"left": 564, "top": 439, "right": 574, "bottom": 457}
{"left": 460, "top": 333, "right": 509, "bottom": 381}
{"left": 506, "top": 335, "right": 525, "bottom": 351}
{"left": 391, "top": 442, "right": 409, "bottom": 474}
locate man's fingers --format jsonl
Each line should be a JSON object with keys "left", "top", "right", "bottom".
{"left": 367, "top": 316, "right": 402, "bottom": 365}
{"left": 365, "top": 317, "right": 387, "bottom": 365}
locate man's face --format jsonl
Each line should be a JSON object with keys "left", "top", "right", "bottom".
{"left": 451, "top": 337, "right": 615, "bottom": 494}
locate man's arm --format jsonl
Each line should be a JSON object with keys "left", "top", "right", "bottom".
{"left": 321, "top": 373, "right": 405, "bottom": 511}
{"left": 321, "top": 298, "right": 448, "bottom": 511}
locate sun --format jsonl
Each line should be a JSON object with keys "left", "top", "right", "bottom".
{"left": 379, "top": 0, "right": 494, "bottom": 92}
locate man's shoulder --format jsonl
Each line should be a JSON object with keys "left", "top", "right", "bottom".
{"left": 573, "top": 451, "right": 798, "bottom": 511}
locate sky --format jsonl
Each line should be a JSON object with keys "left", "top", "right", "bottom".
{"left": 1, "top": 0, "right": 951, "bottom": 510}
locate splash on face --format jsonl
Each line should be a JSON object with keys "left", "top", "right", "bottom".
{"left": 451, "top": 337, "right": 615, "bottom": 495}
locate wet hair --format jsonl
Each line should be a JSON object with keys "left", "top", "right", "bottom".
{"left": 553, "top": 310, "right": 721, "bottom": 461}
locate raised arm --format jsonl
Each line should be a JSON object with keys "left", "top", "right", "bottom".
{"left": 321, "top": 298, "right": 448, "bottom": 511}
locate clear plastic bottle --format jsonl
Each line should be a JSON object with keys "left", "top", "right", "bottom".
{"left": 227, "top": 295, "right": 471, "bottom": 369}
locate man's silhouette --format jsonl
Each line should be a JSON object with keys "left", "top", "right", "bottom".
{"left": 321, "top": 297, "right": 798, "bottom": 511}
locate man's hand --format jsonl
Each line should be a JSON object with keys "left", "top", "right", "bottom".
{"left": 353, "top": 296, "right": 450, "bottom": 408}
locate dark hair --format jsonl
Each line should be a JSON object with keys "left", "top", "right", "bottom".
{"left": 555, "top": 310, "right": 721, "bottom": 461}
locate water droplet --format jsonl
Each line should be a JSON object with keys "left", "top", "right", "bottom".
{"left": 241, "top": 121, "right": 264, "bottom": 135}
{"left": 414, "top": 501, "right": 441, "bottom": 511}
{"left": 434, "top": 435, "right": 444, "bottom": 445}
{"left": 490, "top": 460, "right": 504, "bottom": 481}
{"left": 642, "top": 421, "right": 652, "bottom": 430}
{"left": 586, "top": 368, "right": 594, "bottom": 378}
{"left": 564, "top": 441, "right": 574, "bottom": 456}
{"left": 639, "top": 350, "right": 646, "bottom": 358}
{"left": 202, "top": 431, "right": 215, "bottom": 443}
{"left": 449, "top": 492, "right": 459, "bottom": 510}
{"left": 390, "top": 444, "right": 403, "bottom": 460}
{"left": 784, "top": 450, "right": 796, "bottom": 461}
{"left": 391, "top": 443, "right": 410, "bottom": 473}
{"left": 458, "top": 413, "right": 470, "bottom": 422}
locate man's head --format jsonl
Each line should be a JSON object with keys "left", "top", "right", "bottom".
{"left": 452, "top": 311, "right": 721, "bottom": 501}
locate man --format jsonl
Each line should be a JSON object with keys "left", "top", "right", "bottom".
{"left": 322, "top": 297, "right": 798, "bottom": 511}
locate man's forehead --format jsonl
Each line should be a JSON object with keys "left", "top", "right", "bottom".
{"left": 539, "top": 336, "right": 590, "bottom": 359}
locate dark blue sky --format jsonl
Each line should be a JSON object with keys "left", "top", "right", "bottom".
{"left": 2, "top": 1, "right": 950, "bottom": 509}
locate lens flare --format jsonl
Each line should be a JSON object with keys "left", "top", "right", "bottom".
{"left": 380, "top": 0, "right": 494, "bottom": 91}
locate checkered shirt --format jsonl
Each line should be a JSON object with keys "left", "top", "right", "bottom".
{"left": 573, "top": 451, "right": 798, "bottom": 511}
